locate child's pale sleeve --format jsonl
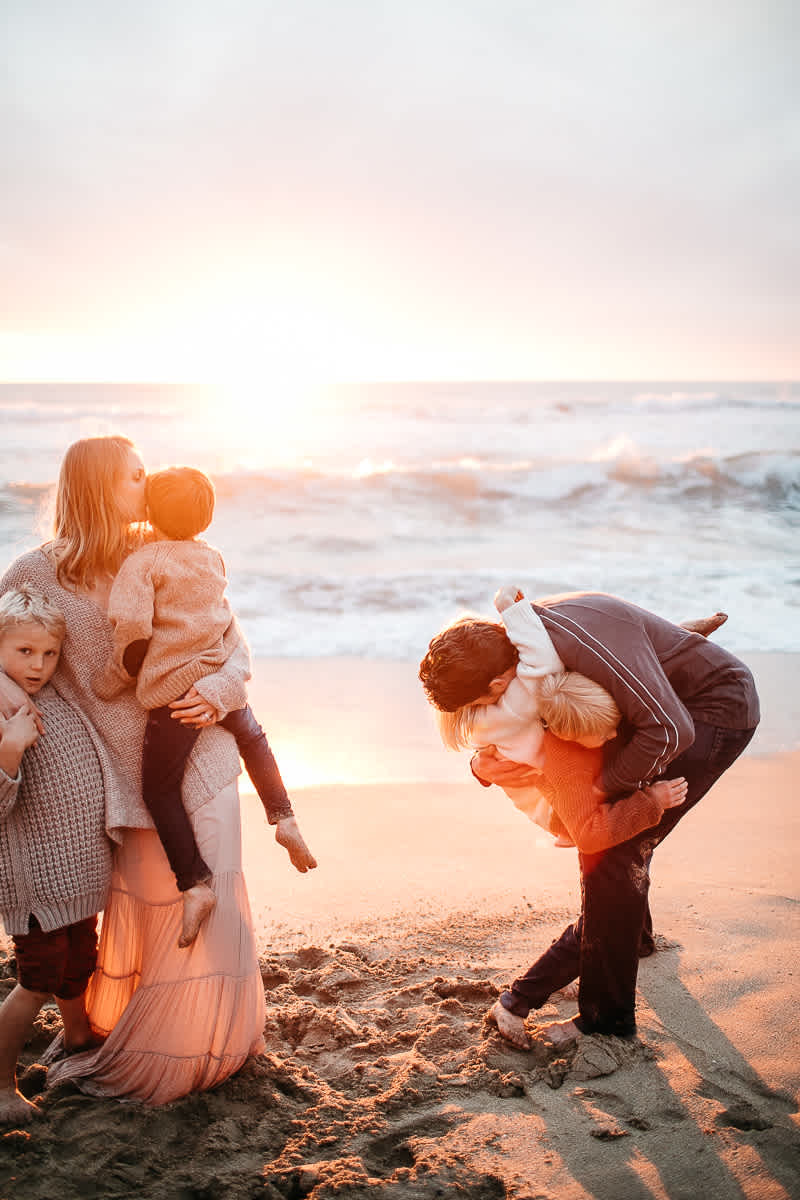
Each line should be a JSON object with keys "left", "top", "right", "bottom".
{"left": 94, "top": 551, "right": 157, "bottom": 699}
{"left": 192, "top": 615, "right": 252, "bottom": 718}
{"left": 502, "top": 599, "right": 565, "bottom": 685}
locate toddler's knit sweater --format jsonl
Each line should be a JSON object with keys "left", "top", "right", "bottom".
{"left": 95, "top": 539, "right": 237, "bottom": 710}
{"left": 523, "top": 731, "right": 668, "bottom": 855}
{"left": 0, "top": 684, "right": 116, "bottom": 935}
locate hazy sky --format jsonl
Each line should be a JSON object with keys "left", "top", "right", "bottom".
{"left": 2, "top": 1, "right": 798, "bottom": 381}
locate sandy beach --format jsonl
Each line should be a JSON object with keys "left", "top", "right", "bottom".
{"left": 2, "top": 652, "right": 799, "bottom": 1199}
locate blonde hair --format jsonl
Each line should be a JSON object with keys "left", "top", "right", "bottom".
{"left": 0, "top": 585, "right": 66, "bottom": 642}
{"left": 50, "top": 435, "right": 145, "bottom": 588}
{"left": 536, "top": 671, "right": 620, "bottom": 742}
{"left": 435, "top": 702, "right": 483, "bottom": 751}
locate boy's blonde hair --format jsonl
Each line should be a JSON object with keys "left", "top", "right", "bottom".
{"left": 435, "top": 702, "right": 483, "bottom": 751}
{"left": 51, "top": 435, "right": 145, "bottom": 588}
{"left": 0, "top": 585, "right": 66, "bottom": 642}
{"left": 536, "top": 671, "right": 620, "bottom": 742}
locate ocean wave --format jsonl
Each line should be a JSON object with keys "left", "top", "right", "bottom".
{"left": 208, "top": 445, "right": 800, "bottom": 514}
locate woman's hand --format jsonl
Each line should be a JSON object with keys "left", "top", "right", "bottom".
{"left": 169, "top": 685, "right": 220, "bottom": 728}
{"left": 471, "top": 746, "right": 544, "bottom": 788}
{"left": 0, "top": 672, "right": 43, "bottom": 733}
{"left": 275, "top": 817, "right": 318, "bottom": 873}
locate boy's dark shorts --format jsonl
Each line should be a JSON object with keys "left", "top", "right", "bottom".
{"left": 12, "top": 914, "right": 99, "bottom": 999}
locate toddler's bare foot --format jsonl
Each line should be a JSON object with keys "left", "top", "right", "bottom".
{"left": 536, "top": 1017, "right": 582, "bottom": 1049}
{"left": 275, "top": 818, "right": 318, "bottom": 873}
{"left": 486, "top": 999, "right": 531, "bottom": 1049}
{"left": 178, "top": 881, "right": 216, "bottom": 948}
{"left": 0, "top": 1087, "right": 40, "bottom": 1125}
{"left": 682, "top": 612, "right": 727, "bottom": 637}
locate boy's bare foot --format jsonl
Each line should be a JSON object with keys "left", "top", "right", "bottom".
{"left": 536, "top": 1017, "right": 582, "bottom": 1049}
{"left": 0, "top": 1087, "right": 40, "bottom": 1125}
{"left": 275, "top": 818, "right": 318, "bottom": 873}
{"left": 682, "top": 612, "right": 728, "bottom": 637}
{"left": 486, "top": 999, "right": 531, "bottom": 1049}
{"left": 178, "top": 881, "right": 216, "bottom": 948}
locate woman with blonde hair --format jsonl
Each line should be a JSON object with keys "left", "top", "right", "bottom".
{"left": 0, "top": 435, "right": 307, "bottom": 1104}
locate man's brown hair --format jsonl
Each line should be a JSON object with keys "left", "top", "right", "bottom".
{"left": 419, "top": 617, "right": 519, "bottom": 712}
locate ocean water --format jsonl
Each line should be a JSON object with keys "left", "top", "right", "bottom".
{"left": 1, "top": 381, "right": 798, "bottom": 660}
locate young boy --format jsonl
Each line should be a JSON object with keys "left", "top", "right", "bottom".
{"left": 0, "top": 586, "right": 114, "bottom": 1124}
{"left": 94, "top": 466, "right": 316, "bottom": 950}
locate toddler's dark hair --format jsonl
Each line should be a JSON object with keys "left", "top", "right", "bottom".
{"left": 418, "top": 617, "right": 519, "bottom": 712}
{"left": 146, "top": 467, "right": 215, "bottom": 540}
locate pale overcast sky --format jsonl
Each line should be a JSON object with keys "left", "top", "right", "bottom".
{"left": 2, "top": 1, "right": 797, "bottom": 381}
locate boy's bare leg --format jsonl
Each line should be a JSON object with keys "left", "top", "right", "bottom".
{"left": 681, "top": 612, "right": 727, "bottom": 637}
{"left": 486, "top": 999, "right": 531, "bottom": 1049}
{"left": 57, "top": 993, "right": 101, "bottom": 1053}
{"left": 0, "top": 985, "right": 46, "bottom": 1123}
{"left": 275, "top": 817, "right": 318, "bottom": 873}
{"left": 178, "top": 880, "right": 217, "bottom": 948}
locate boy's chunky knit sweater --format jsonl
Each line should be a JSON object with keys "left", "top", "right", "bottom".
{"left": 95, "top": 539, "right": 238, "bottom": 710}
{"left": 0, "top": 684, "right": 114, "bottom": 935}
{"left": 529, "top": 731, "right": 667, "bottom": 854}
{"left": 0, "top": 548, "right": 248, "bottom": 836}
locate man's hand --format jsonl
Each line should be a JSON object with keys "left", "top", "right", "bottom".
{"left": 471, "top": 745, "right": 543, "bottom": 788}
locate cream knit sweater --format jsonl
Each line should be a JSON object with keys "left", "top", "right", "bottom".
{"left": 95, "top": 539, "right": 237, "bottom": 710}
{"left": 0, "top": 548, "right": 249, "bottom": 836}
{"left": 0, "top": 684, "right": 115, "bottom": 935}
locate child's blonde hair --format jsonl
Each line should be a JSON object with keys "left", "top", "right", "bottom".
{"left": 0, "top": 585, "right": 66, "bottom": 642}
{"left": 435, "top": 702, "right": 483, "bottom": 751}
{"left": 536, "top": 671, "right": 620, "bottom": 741}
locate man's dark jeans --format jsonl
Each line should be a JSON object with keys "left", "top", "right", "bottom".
{"left": 500, "top": 721, "right": 757, "bottom": 1036}
{"left": 142, "top": 703, "right": 290, "bottom": 892}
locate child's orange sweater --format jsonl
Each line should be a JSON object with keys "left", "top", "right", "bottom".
{"left": 538, "top": 731, "right": 668, "bottom": 853}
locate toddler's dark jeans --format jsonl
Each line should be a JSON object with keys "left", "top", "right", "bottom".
{"left": 500, "top": 721, "right": 757, "bottom": 1036}
{"left": 142, "top": 703, "right": 291, "bottom": 892}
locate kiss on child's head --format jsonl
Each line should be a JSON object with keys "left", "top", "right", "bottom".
{"left": 0, "top": 586, "right": 65, "bottom": 696}
{"left": 418, "top": 617, "right": 519, "bottom": 712}
{"left": 146, "top": 466, "right": 215, "bottom": 541}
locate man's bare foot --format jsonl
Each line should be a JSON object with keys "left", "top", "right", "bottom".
{"left": 536, "top": 1017, "right": 582, "bottom": 1049}
{"left": 0, "top": 1087, "right": 39, "bottom": 1125}
{"left": 178, "top": 881, "right": 216, "bottom": 948}
{"left": 486, "top": 999, "right": 531, "bottom": 1049}
{"left": 682, "top": 612, "right": 728, "bottom": 638}
{"left": 275, "top": 818, "right": 318, "bottom": 873}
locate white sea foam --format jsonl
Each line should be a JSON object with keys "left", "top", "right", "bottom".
{"left": 1, "top": 382, "right": 798, "bottom": 661}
